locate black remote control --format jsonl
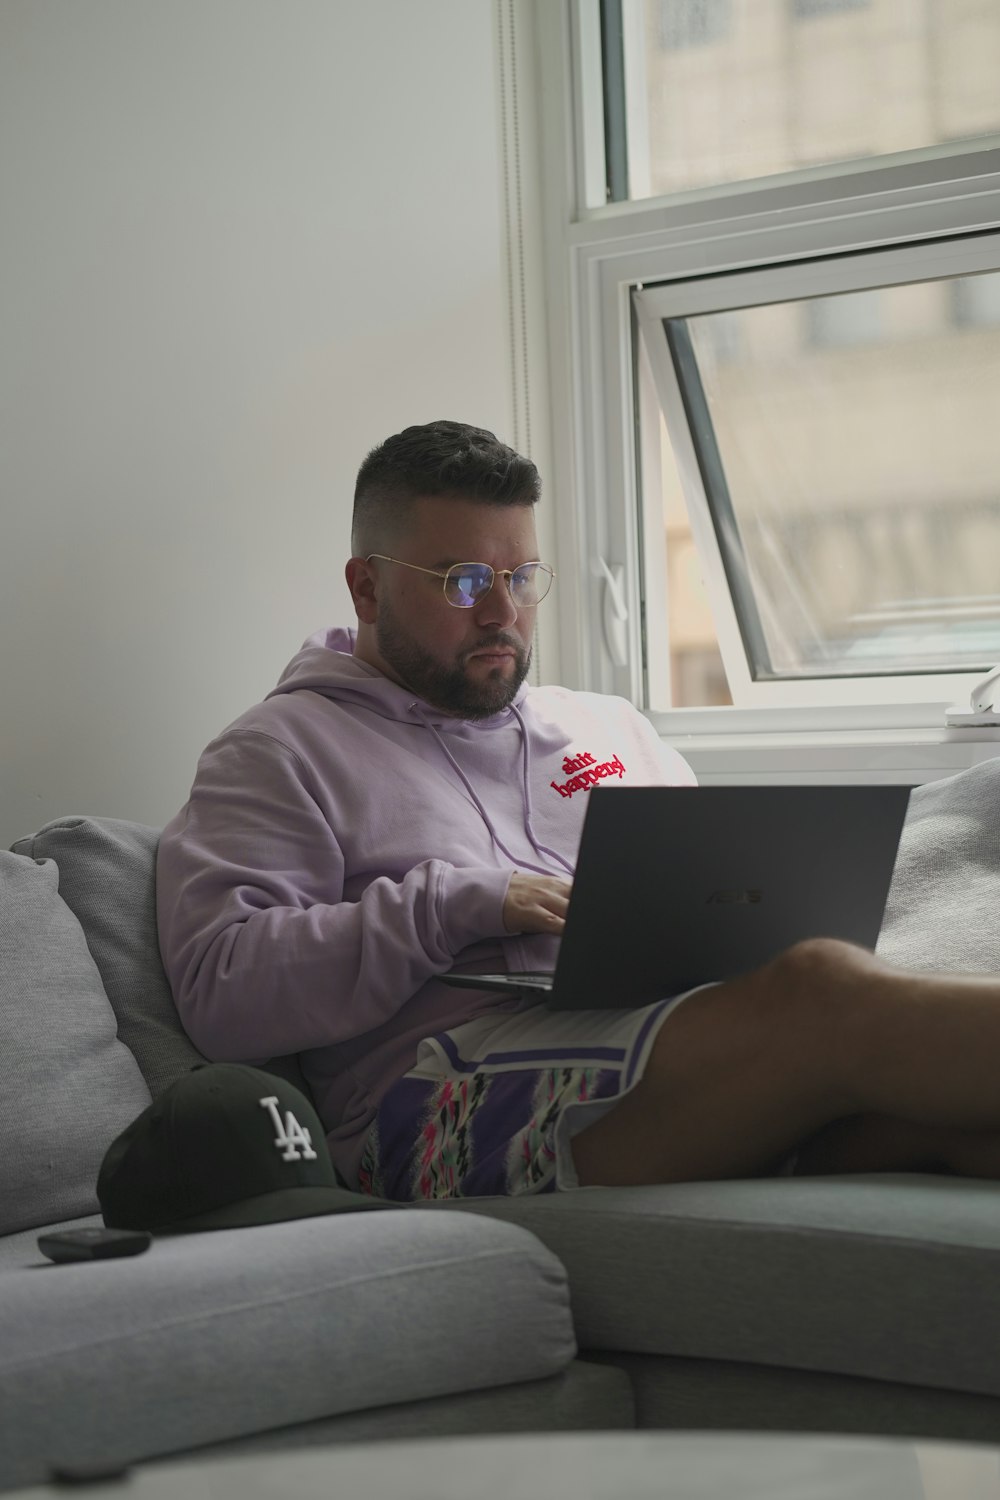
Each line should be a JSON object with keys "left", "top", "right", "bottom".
{"left": 37, "top": 1228, "right": 152, "bottom": 1263}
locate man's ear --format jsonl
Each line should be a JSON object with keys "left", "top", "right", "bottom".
{"left": 345, "top": 557, "right": 379, "bottom": 625}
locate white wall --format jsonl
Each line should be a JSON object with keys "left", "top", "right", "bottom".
{"left": 0, "top": 0, "right": 517, "bottom": 846}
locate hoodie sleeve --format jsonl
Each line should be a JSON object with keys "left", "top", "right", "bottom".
{"left": 155, "top": 730, "right": 514, "bottom": 1061}
{"left": 631, "top": 704, "right": 699, "bottom": 787}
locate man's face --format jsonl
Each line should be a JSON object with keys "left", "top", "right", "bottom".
{"left": 362, "top": 496, "right": 540, "bottom": 719}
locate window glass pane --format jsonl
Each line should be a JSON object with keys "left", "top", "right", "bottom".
{"left": 659, "top": 271, "right": 1000, "bottom": 682}
{"left": 631, "top": 0, "right": 1000, "bottom": 200}
{"left": 951, "top": 273, "right": 1000, "bottom": 328}
{"left": 655, "top": 412, "right": 733, "bottom": 706}
{"left": 806, "top": 288, "right": 882, "bottom": 349}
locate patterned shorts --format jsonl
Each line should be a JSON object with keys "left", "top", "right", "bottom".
{"left": 357, "top": 990, "right": 707, "bottom": 1201}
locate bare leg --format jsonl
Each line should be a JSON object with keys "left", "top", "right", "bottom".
{"left": 794, "top": 1113, "right": 1000, "bottom": 1178}
{"left": 571, "top": 938, "right": 1000, "bottom": 1188}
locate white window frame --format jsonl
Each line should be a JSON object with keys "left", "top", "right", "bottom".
{"left": 532, "top": 0, "right": 1000, "bottom": 783}
{"left": 634, "top": 232, "right": 1000, "bottom": 713}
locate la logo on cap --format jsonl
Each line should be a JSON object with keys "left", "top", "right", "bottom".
{"left": 259, "top": 1095, "right": 317, "bottom": 1161}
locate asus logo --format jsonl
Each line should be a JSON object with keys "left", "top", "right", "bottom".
{"left": 706, "top": 889, "right": 763, "bottom": 904}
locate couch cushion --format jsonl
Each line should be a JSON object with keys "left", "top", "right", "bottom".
{"left": 427, "top": 1173, "right": 1000, "bottom": 1402}
{"left": 877, "top": 755, "right": 1000, "bottom": 972}
{"left": 0, "top": 1208, "right": 575, "bottom": 1490}
{"left": 0, "top": 851, "right": 152, "bottom": 1235}
{"left": 10, "top": 817, "right": 314, "bottom": 1103}
{"left": 10, "top": 817, "right": 204, "bottom": 1096}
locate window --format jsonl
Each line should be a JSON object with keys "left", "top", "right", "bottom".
{"left": 792, "top": 0, "right": 869, "bottom": 17}
{"left": 599, "top": 0, "right": 1000, "bottom": 205}
{"left": 534, "top": 0, "right": 1000, "bottom": 758}
{"left": 950, "top": 270, "right": 1000, "bottom": 328}
{"left": 636, "top": 255, "right": 1000, "bottom": 708}
{"left": 804, "top": 289, "right": 882, "bottom": 350}
{"left": 656, "top": 0, "right": 730, "bottom": 50}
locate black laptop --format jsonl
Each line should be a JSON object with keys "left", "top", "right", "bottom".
{"left": 440, "top": 785, "right": 911, "bottom": 1009}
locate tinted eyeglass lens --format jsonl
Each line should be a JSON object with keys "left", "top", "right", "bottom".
{"left": 511, "top": 564, "right": 552, "bottom": 606}
{"left": 442, "top": 562, "right": 554, "bottom": 607}
{"left": 445, "top": 564, "right": 494, "bottom": 607}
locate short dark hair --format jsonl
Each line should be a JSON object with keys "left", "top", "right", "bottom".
{"left": 351, "top": 420, "right": 540, "bottom": 554}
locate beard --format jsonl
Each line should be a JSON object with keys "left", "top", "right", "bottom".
{"left": 375, "top": 600, "right": 532, "bottom": 720}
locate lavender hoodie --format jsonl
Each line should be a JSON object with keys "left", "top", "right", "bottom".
{"left": 156, "top": 626, "right": 697, "bottom": 1186}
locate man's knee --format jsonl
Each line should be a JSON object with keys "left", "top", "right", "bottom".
{"left": 651, "top": 939, "right": 866, "bottom": 1080}
{"left": 641, "top": 936, "right": 883, "bottom": 1106}
{"left": 599, "top": 942, "right": 871, "bottom": 1181}
{"left": 748, "top": 936, "right": 892, "bottom": 1112}
{"left": 760, "top": 935, "right": 886, "bottom": 1000}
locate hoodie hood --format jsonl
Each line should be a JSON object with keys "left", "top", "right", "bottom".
{"left": 267, "top": 624, "right": 530, "bottom": 729}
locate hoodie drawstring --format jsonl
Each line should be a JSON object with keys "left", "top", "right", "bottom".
{"left": 414, "top": 703, "right": 574, "bottom": 879}
{"left": 510, "top": 702, "right": 575, "bottom": 876}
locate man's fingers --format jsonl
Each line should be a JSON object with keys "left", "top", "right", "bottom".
{"left": 502, "top": 872, "right": 574, "bottom": 934}
{"left": 528, "top": 888, "right": 570, "bottom": 931}
{"left": 537, "top": 902, "right": 567, "bottom": 931}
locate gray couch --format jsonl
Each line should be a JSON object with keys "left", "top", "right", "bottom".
{"left": 4, "top": 757, "right": 1000, "bottom": 1490}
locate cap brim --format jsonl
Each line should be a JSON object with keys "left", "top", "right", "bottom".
{"left": 150, "top": 1185, "right": 395, "bottom": 1235}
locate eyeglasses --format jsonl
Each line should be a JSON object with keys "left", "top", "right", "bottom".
{"left": 365, "top": 554, "right": 556, "bottom": 609}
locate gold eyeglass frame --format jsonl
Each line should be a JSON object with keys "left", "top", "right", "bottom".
{"left": 365, "top": 554, "right": 556, "bottom": 608}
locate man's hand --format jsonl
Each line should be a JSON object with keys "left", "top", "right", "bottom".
{"left": 503, "top": 873, "right": 573, "bottom": 935}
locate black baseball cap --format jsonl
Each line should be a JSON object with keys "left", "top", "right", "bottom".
{"left": 98, "top": 1063, "right": 392, "bottom": 1233}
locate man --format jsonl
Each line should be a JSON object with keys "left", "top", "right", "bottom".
{"left": 157, "top": 420, "right": 1000, "bottom": 1200}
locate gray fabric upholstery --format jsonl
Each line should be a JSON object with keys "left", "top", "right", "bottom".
{"left": 147, "top": 1360, "right": 635, "bottom": 1462}
{"left": 422, "top": 1172, "right": 1000, "bottom": 1400}
{"left": 10, "top": 818, "right": 204, "bottom": 1096}
{"left": 587, "top": 1352, "right": 1000, "bottom": 1446}
{"left": 0, "top": 1208, "right": 576, "bottom": 1490}
{"left": 0, "top": 851, "right": 151, "bottom": 1235}
{"left": 9, "top": 817, "right": 312, "bottom": 1101}
{"left": 877, "top": 756, "right": 1000, "bottom": 972}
